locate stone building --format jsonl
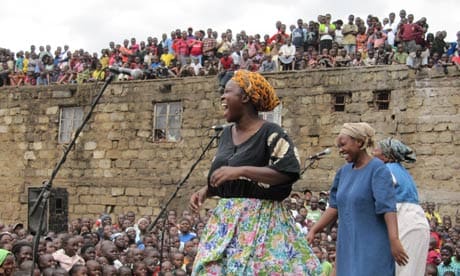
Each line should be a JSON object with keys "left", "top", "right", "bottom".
{"left": 0, "top": 65, "right": 458, "bottom": 230}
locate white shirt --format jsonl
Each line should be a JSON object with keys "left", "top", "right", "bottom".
{"left": 190, "top": 62, "right": 203, "bottom": 75}
{"left": 383, "top": 21, "right": 398, "bottom": 46}
{"left": 279, "top": 44, "right": 296, "bottom": 57}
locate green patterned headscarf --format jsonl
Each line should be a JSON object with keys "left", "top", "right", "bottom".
{"left": 377, "top": 138, "right": 416, "bottom": 163}
{"left": 0, "top": 249, "right": 11, "bottom": 266}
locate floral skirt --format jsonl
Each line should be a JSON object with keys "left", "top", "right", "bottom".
{"left": 192, "top": 198, "right": 322, "bottom": 276}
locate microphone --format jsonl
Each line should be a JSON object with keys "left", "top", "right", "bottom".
{"left": 108, "top": 66, "right": 144, "bottom": 79}
{"left": 308, "top": 148, "right": 331, "bottom": 160}
{"left": 211, "top": 124, "right": 232, "bottom": 131}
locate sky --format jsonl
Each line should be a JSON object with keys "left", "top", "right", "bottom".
{"left": 1, "top": 0, "right": 459, "bottom": 55}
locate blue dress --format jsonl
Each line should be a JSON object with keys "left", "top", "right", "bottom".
{"left": 329, "top": 158, "right": 397, "bottom": 276}
{"left": 386, "top": 162, "right": 419, "bottom": 204}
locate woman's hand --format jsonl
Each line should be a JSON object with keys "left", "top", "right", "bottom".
{"left": 306, "top": 229, "right": 316, "bottom": 244}
{"left": 209, "top": 166, "right": 241, "bottom": 187}
{"left": 189, "top": 186, "right": 208, "bottom": 213}
{"left": 390, "top": 238, "right": 409, "bottom": 266}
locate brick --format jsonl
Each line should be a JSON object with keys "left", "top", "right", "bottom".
{"left": 125, "top": 188, "right": 140, "bottom": 196}
{"left": 111, "top": 188, "right": 125, "bottom": 196}
{"left": 46, "top": 106, "right": 59, "bottom": 115}
{"left": 84, "top": 141, "right": 97, "bottom": 150}
{"left": 0, "top": 66, "right": 459, "bottom": 226}
{"left": 24, "top": 151, "right": 36, "bottom": 160}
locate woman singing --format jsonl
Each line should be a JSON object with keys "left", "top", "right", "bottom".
{"left": 190, "top": 70, "right": 322, "bottom": 275}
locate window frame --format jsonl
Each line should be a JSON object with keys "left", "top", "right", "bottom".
{"left": 153, "top": 101, "right": 182, "bottom": 142}
{"left": 374, "top": 90, "right": 391, "bottom": 111}
{"left": 259, "top": 101, "right": 282, "bottom": 126}
{"left": 58, "top": 106, "right": 84, "bottom": 144}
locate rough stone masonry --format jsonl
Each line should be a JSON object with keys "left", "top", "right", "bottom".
{"left": 0, "top": 65, "right": 458, "bottom": 226}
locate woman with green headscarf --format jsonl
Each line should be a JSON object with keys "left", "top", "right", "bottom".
{"left": 373, "top": 138, "right": 430, "bottom": 276}
{"left": 0, "top": 248, "right": 15, "bottom": 275}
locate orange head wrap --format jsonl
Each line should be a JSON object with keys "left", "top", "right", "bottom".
{"left": 231, "top": 70, "right": 280, "bottom": 112}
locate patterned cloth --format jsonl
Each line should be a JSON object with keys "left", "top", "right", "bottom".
{"left": 378, "top": 138, "right": 416, "bottom": 163}
{"left": 192, "top": 198, "right": 322, "bottom": 275}
{"left": 231, "top": 70, "right": 280, "bottom": 112}
{"left": 339, "top": 122, "right": 375, "bottom": 149}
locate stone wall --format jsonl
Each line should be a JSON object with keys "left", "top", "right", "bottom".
{"left": 0, "top": 65, "right": 458, "bottom": 226}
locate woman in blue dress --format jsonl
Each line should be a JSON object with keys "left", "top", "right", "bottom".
{"left": 307, "top": 122, "right": 408, "bottom": 276}
{"left": 373, "top": 138, "right": 430, "bottom": 276}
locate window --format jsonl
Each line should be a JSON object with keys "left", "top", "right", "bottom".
{"left": 153, "top": 102, "right": 182, "bottom": 142}
{"left": 333, "top": 94, "right": 347, "bottom": 112}
{"left": 374, "top": 90, "right": 391, "bottom": 110}
{"left": 259, "top": 102, "right": 282, "bottom": 126}
{"left": 58, "top": 107, "right": 84, "bottom": 143}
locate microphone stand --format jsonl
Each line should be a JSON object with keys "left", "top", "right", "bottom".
{"left": 158, "top": 215, "right": 168, "bottom": 274}
{"left": 146, "top": 131, "right": 221, "bottom": 233}
{"left": 29, "top": 74, "right": 115, "bottom": 275}
{"left": 300, "top": 157, "right": 319, "bottom": 176}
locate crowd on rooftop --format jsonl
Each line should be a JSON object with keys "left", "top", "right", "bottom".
{"left": 0, "top": 10, "right": 460, "bottom": 87}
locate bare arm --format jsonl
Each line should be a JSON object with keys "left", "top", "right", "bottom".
{"left": 189, "top": 186, "right": 209, "bottom": 213}
{"left": 384, "top": 212, "right": 409, "bottom": 266}
{"left": 209, "top": 166, "right": 294, "bottom": 187}
{"left": 306, "top": 207, "right": 338, "bottom": 243}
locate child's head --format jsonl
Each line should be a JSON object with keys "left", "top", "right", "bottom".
{"left": 86, "top": 260, "right": 102, "bottom": 276}
{"left": 424, "top": 263, "right": 438, "bottom": 276}
{"left": 312, "top": 246, "right": 323, "bottom": 262}
{"left": 143, "top": 257, "right": 158, "bottom": 274}
{"left": 173, "top": 269, "right": 187, "bottom": 276}
{"left": 38, "top": 253, "right": 56, "bottom": 270}
{"left": 178, "top": 218, "right": 192, "bottom": 234}
{"left": 101, "top": 242, "right": 119, "bottom": 263}
{"left": 171, "top": 252, "right": 184, "bottom": 269}
{"left": 102, "top": 264, "right": 117, "bottom": 276}
{"left": 118, "top": 266, "right": 132, "bottom": 276}
{"left": 294, "top": 214, "right": 304, "bottom": 223}
{"left": 326, "top": 242, "right": 336, "bottom": 262}
{"left": 440, "top": 245, "right": 453, "bottom": 264}
{"left": 298, "top": 207, "right": 308, "bottom": 218}
{"left": 313, "top": 232, "right": 322, "bottom": 246}
{"left": 133, "top": 261, "right": 147, "bottom": 276}
{"left": 69, "top": 264, "right": 87, "bottom": 276}
{"left": 161, "top": 260, "right": 173, "bottom": 273}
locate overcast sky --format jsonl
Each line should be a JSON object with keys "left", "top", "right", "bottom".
{"left": 2, "top": 0, "right": 459, "bottom": 54}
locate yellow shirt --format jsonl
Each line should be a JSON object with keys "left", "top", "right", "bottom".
{"left": 92, "top": 69, "right": 106, "bottom": 81}
{"left": 99, "top": 56, "right": 109, "bottom": 69}
{"left": 23, "top": 58, "right": 29, "bottom": 73}
{"left": 160, "top": 53, "right": 175, "bottom": 67}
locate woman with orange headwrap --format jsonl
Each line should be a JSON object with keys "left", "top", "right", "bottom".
{"left": 189, "top": 70, "right": 322, "bottom": 275}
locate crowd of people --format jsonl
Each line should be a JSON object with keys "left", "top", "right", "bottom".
{"left": 1, "top": 10, "right": 460, "bottom": 87}
{"left": 0, "top": 193, "right": 457, "bottom": 275}
{"left": 1, "top": 9, "right": 460, "bottom": 276}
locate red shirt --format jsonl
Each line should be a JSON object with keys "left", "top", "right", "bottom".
{"left": 189, "top": 39, "right": 203, "bottom": 56}
{"left": 173, "top": 39, "right": 189, "bottom": 56}
{"left": 452, "top": 55, "right": 460, "bottom": 64}
{"left": 220, "top": 56, "right": 233, "bottom": 70}
{"left": 427, "top": 250, "right": 441, "bottom": 265}
{"left": 399, "top": 23, "right": 423, "bottom": 41}
{"left": 268, "top": 32, "right": 289, "bottom": 44}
